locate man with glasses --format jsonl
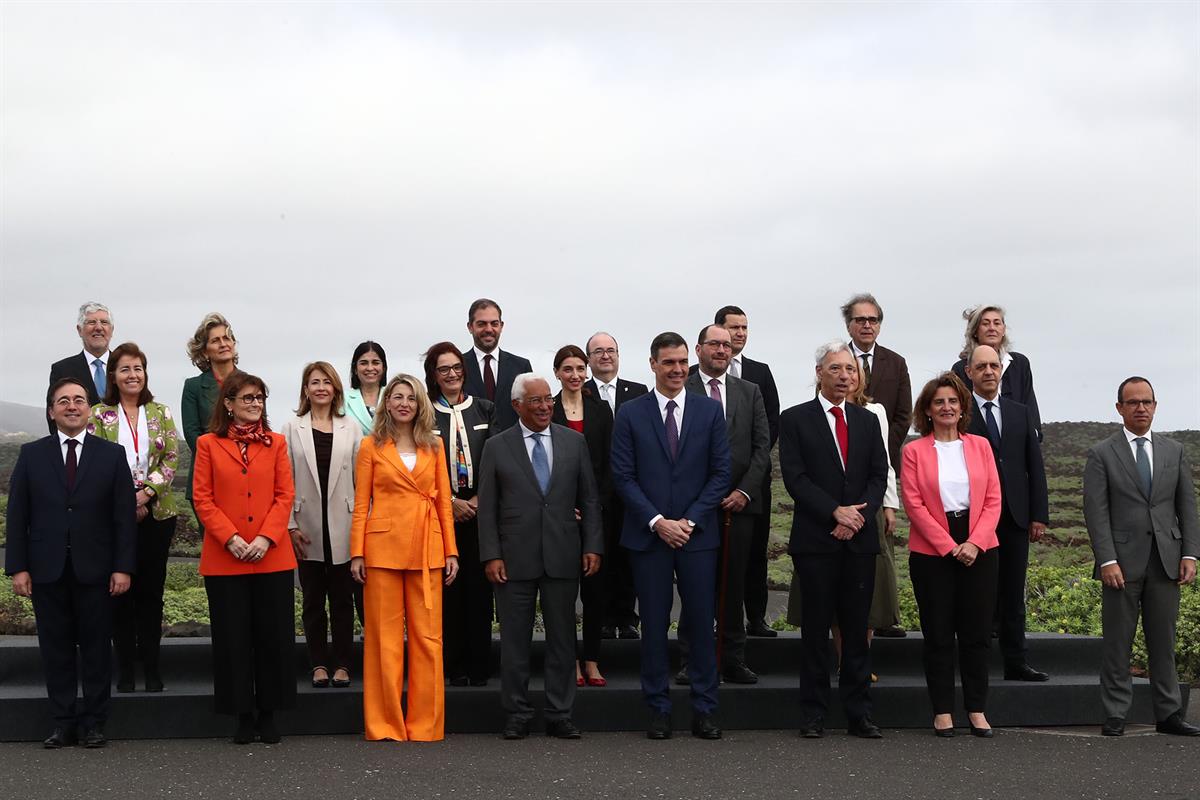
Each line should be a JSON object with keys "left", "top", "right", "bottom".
{"left": 46, "top": 302, "right": 114, "bottom": 433}
{"left": 1084, "top": 377, "right": 1200, "bottom": 737}
{"left": 462, "top": 298, "right": 532, "bottom": 431}
{"left": 584, "top": 332, "right": 648, "bottom": 640}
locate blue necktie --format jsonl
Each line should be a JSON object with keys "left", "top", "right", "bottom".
{"left": 92, "top": 358, "right": 106, "bottom": 396}
{"left": 1134, "top": 437, "right": 1152, "bottom": 498}
{"left": 531, "top": 433, "right": 550, "bottom": 494}
{"left": 983, "top": 401, "right": 1001, "bottom": 448}
{"left": 665, "top": 400, "right": 679, "bottom": 461}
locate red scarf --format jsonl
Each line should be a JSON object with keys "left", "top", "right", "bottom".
{"left": 227, "top": 421, "right": 272, "bottom": 463}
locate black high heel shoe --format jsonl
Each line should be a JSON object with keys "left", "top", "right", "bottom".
{"left": 970, "top": 725, "right": 994, "bottom": 738}
{"left": 933, "top": 725, "right": 955, "bottom": 738}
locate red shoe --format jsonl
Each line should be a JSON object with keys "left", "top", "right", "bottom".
{"left": 586, "top": 676, "right": 607, "bottom": 687}
{"left": 576, "top": 676, "right": 585, "bottom": 687}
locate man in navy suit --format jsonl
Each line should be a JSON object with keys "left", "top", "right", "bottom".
{"left": 584, "top": 331, "right": 649, "bottom": 640}
{"left": 965, "top": 344, "right": 1051, "bottom": 682}
{"left": 46, "top": 302, "right": 114, "bottom": 433}
{"left": 780, "top": 341, "right": 888, "bottom": 739}
{"left": 462, "top": 298, "right": 533, "bottom": 431}
{"left": 6, "top": 378, "right": 137, "bottom": 748}
{"left": 611, "top": 332, "right": 731, "bottom": 740}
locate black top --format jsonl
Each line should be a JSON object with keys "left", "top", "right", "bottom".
{"left": 312, "top": 427, "right": 333, "bottom": 564}
{"left": 552, "top": 391, "right": 614, "bottom": 509}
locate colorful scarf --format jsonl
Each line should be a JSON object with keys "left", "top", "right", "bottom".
{"left": 228, "top": 420, "right": 272, "bottom": 464}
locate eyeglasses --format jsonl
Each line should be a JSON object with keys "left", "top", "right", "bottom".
{"left": 851, "top": 316, "right": 880, "bottom": 326}
{"left": 1121, "top": 399, "right": 1155, "bottom": 408}
{"left": 589, "top": 348, "right": 617, "bottom": 357}
{"left": 236, "top": 394, "right": 267, "bottom": 405}
{"left": 701, "top": 340, "right": 733, "bottom": 350}
{"left": 522, "top": 395, "right": 555, "bottom": 407}
{"left": 53, "top": 397, "right": 90, "bottom": 408}
{"left": 435, "top": 364, "right": 465, "bottom": 376}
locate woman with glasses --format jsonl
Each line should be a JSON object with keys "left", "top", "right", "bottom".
{"left": 551, "top": 344, "right": 614, "bottom": 687}
{"left": 950, "top": 305, "right": 1042, "bottom": 441}
{"left": 181, "top": 313, "right": 240, "bottom": 531}
{"left": 192, "top": 371, "right": 297, "bottom": 745}
{"left": 423, "top": 342, "right": 497, "bottom": 687}
{"left": 345, "top": 341, "right": 387, "bottom": 436}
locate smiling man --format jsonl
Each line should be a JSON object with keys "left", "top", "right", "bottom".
{"left": 461, "top": 298, "right": 533, "bottom": 432}
{"left": 46, "top": 302, "right": 114, "bottom": 433}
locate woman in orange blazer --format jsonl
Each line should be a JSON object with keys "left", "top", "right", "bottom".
{"left": 350, "top": 373, "right": 458, "bottom": 741}
{"left": 193, "top": 370, "right": 297, "bottom": 745}
{"left": 901, "top": 372, "right": 1002, "bottom": 739}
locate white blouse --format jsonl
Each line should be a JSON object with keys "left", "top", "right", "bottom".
{"left": 864, "top": 402, "right": 899, "bottom": 509}
{"left": 117, "top": 405, "right": 151, "bottom": 482}
{"left": 934, "top": 439, "right": 970, "bottom": 512}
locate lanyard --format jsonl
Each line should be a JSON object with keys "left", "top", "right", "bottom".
{"left": 123, "top": 407, "right": 140, "bottom": 456}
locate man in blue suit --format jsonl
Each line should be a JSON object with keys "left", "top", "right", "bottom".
{"left": 611, "top": 332, "right": 731, "bottom": 741}
{"left": 6, "top": 378, "right": 137, "bottom": 748}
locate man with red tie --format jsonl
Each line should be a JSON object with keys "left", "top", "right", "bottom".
{"left": 462, "top": 298, "right": 533, "bottom": 432}
{"left": 779, "top": 341, "right": 888, "bottom": 739}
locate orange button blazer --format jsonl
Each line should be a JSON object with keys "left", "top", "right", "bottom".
{"left": 192, "top": 432, "right": 298, "bottom": 576}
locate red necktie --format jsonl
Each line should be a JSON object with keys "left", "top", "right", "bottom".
{"left": 708, "top": 378, "right": 722, "bottom": 404}
{"left": 829, "top": 406, "right": 848, "bottom": 467}
{"left": 65, "top": 438, "right": 78, "bottom": 491}
{"left": 483, "top": 354, "right": 496, "bottom": 402}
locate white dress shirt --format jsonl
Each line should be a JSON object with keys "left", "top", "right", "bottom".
{"left": 696, "top": 369, "right": 727, "bottom": 415}
{"left": 593, "top": 377, "right": 619, "bottom": 414}
{"left": 518, "top": 420, "right": 554, "bottom": 473}
{"left": 58, "top": 429, "right": 86, "bottom": 464}
{"left": 973, "top": 392, "right": 1003, "bottom": 438}
{"left": 817, "top": 393, "right": 848, "bottom": 469}
{"left": 473, "top": 347, "right": 505, "bottom": 379}
{"left": 849, "top": 342, "right": 875, "bottom": 374}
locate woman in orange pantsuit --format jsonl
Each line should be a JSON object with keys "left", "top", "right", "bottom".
{"left": 350, "top": 374, "right": 459, "bottom": 741}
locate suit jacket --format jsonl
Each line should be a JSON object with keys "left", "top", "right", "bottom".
{"left": 192, "top": 432, "right": 297, "bottom": 576}
{"left": 552, "top": 391, "right": 614, "bottom": 509}
{"left": 610, "top": 391, "right": 731, "bottom": 552}
{"left": 685, "top": 372, "right": 770, "bottom": 515}
{"left": 5, "top": 433, "right": 137, "bottom": 584}
{"left": 462, "top": 347, "right": 534, "bottom": 432}
{"left": 858, "top": 344, "right": 912, "bottom": 472}
{"left": 343, "top": 387, "right": 377, "bottom": 436}
{"left": 691, "top": 357, "right": 779, "bottom": 446}
{"left": 47, "top": 353, "right": 103, "bottom": 434}
{"left": 1083, "top": 431, "right": 1200, "bottom": 582}
{"left": 280, "top": 413, "right": 362, "bottom": 564}
{"left": 952, "top": 351, "right": 1042, "bottom": 442}
{"left": 86, "top": 401, "right": 184, "bottom": 521}
{"left": 778, "top": 398, "right": 888, "bottom": 555}
{"left": 967, "top": 397, "right": 1048, "bottom": 530}
{"left": 476, "top": 423, "right": 603, "bottom": 581}
{"left": 900, "top": 433, "right": 1003, "bottom": 556}
{"left": 432, "top": 395, "right": 496, "bottom": 501}
{"left": 583, "top": 377, "right": 649, "bottom": 413}
{"left": 180, "top": 370, "right": 220, "bottom": 501}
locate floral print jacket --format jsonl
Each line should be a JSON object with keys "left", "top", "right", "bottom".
{"left": 87, "top": 401, "right": 183, "bottom": 521}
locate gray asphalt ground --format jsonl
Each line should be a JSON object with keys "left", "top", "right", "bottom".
{"left": 2, "top": 727, "right": 1197, "bottom": 800}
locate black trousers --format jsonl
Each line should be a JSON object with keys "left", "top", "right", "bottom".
{"left": 995, "top": 512, "right": 1031, "bottom": 667}
{"left": 204, "top": 570, "right": 297, "bottom": 715}
{"left": 602, "top": 504, "right": 639, "bottom": 628}
{"left": 743, "top": 473, "right": 772, "bottom": 624}
{"left": 113, "top": 514, "right": 175, "bottom": 675}
{"left": 31, "top": 554, "right": 113, "bottom": 729}
{"left": 910, "top": 513, "right": 999, "bottom": 714}
{"left": 297, "top": 559, "right": 358, "bottom": 671}
{"left": 443, "top": 518, "right": 494, "bottom": 682}
{"left": 678, "top": 512, "right": 754, "bottom": 669}
{"left": 793, "top": 549, "right": 876, "bottom": 725}
{"left": 578, "top": 566, "right": 606, "bottom": 663}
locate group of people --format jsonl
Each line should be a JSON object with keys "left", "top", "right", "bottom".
{"left": 5, "top": 293, "right": 1198, "bottom": 748}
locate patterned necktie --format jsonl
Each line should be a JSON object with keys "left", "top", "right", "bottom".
{"left": 983, "top": 401, "right": 1001, "bottom": 448}
{"left": 830, "top": 406, "right": 849, "bottom": 467}
{"left": 531, "top": 433, "right": 550, "bottom": 494}
{"left": 729, "top": 358, "right": 740, "bottom": 379}
{"left": 665, "top": 400, "right": 679, "bottom": 461}
{"left": 483, "top": 354, "right": 496, "bottom": 402}
{"left": 1134, "top": 437, "right": 1152, "bottom": 497}
{"left": 860, "top": 353, "right": 871, "bottom": 385}
{"left": 708, "top": 378, "right": 722, "bottom": 404}
{"left": 92, "top": 358, "right": 106, "bottom": 396}
{"left": 65, "top": 438, "right": 78, "bottom": 491}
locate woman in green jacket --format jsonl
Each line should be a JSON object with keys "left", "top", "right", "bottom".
{"left": 181, "top": 312, "right": 239, "bottom": 527}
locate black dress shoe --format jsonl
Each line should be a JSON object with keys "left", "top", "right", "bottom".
{"left": 798, "top": 720, "right": 825, "bottom": 739}
{"left": 43, "top": 728, "right": 77, "bottom": 749}
{"left": 144, "top": 671, "right": 165, "bottom": 693}
{"left": 502, "top": 719, "right": 530, "bottom": 740}
{"left": 848, "top": 717, "right": 884, "bottom": 739}
{"left": 116, "top": 671, "right": 135, "bottom": 693}
{"left": 1156, "top": 712, "right": 1200, "bottom": 736}
{"left": 82, "top": 728, "right": 107, "bottom": 748}
{"left": 723, "top": 663, "right": 759, "bottom": 684}
{"left": 970, "top": 725, "right": 994, "bottom": 739}
{"left": 1100, "top": 717, "right": 1125, "bottom": 737}
{"left": 873, "top": 625, "right": 907, "bottom": 638}
{"left": 746, "top": 620, "right": 778, "bottom": 638}
{"left": 545, "top": 719, "right": 582, "bottom": 739}
{"left": 1004, "top": 663, "right": 1049, "bottom": 682}
{"left": 600, "top": 626, "right": 617, "bottom": 640}
{"left": 469, "top": 677, "right": 489, "bottom": 687}
{"left": 674, "top": 667, "right": 691, "bottom": 685}
{"left": 448, "top": 675, "right": 470, "bottom": 687}
{"left": 647, "top": 712, "right": 672, "bottom": 740}
{"left": 691, "top": 714, "right": 722, "bottom": 740}
{"left": 617, "top": 624, "right": 641, "bottom": 640}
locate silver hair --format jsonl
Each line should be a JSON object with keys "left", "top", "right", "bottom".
{"left": 511, "top": 372, "right": 551, "bottom": 402}
{"left": 814, "top": 340, "right": 852, "bottom": 365}
{"left": 77, "top": 302, "right": 112, "bottom": 327}
{"left": 585, "top": 331, "right": 619, "bottom": 353}
{"left": 839, "top": 293, "right": 882, "bottom": 326}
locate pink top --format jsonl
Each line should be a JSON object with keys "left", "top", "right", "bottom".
{"left": 900, "top": 433, "right": 1002, "bottom": 557}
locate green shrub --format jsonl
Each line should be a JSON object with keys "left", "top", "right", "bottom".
{"left": 0, "top": 577, "right": 34, "bottom": 634}
{"left": 164, "top": 561, "right": 203, "bottom": 592}
{"left": 161, "top": 587, "right": 211, "bottom": 627}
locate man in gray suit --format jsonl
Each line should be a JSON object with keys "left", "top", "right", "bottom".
{"left": 477, "top": 374, "right": 604, "bottom": 740}
{"left": 1083, "top": 376, "right": 1200, "bottom": 737}
{"left": 676, "top": 325, "right": 770, "bottom": 685}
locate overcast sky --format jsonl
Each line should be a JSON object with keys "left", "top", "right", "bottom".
{"left": 2, "top": 1, "right": 1197, "bottom": 431}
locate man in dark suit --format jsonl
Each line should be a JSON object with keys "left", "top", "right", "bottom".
{"left": 6, "top": 378, "right": 136, "bottom": 748}
{"left": 1084, "top": 376, "right": 1200, "bottom": 737}
{"left": 964, "top": 345, "right": 1051, "bottom": 682}
{"left": 585, "top": 331, "right": 649, "bottom": 640}
{"left": 780, "top": 341, "right": 888, "bottom": 739}
{"left": 46, "top": 302, "right": 114, "bottom": 434}
{"left": 611, "top": 332, "right": 731, "bottom": 740}
{"left": 477, "top": 374, "right": 603, "bottom": 740}
{"left": 676, "top": 325, "right": 770, "bottom": 685}
{"left": 712, "top": 305, "right": 781, "bottom": 639}
{"left": 841, "top": 292, "right": 910, "bottom": 638}
{"left": 462, "top": 298, "right": 533, "bottom": 431}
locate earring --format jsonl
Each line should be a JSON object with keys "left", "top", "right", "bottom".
{"left": 227, "top": 409, "right": 233, "bottom": 417}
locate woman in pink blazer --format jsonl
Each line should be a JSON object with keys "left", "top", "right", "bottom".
{"left": 901, "top": 372, "right": 1002, "bottom": 739}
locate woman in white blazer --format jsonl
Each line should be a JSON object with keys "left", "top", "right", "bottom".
{"left": 281, "top": 361, "right": 363, "bottom": 688}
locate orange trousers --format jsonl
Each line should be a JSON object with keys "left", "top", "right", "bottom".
{"left": 363, "top": 567, "right": 445, "bottom": 741}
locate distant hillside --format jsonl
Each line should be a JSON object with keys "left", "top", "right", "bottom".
{"left": 0, "top": 401, "right": 45, "bottom": 436}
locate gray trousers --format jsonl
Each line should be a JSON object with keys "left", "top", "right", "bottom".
{"left": 495, "top": 575, "right": 579, "bottom": 723}
{"left": 1100, "top": 544, "right": 1183, "bottom": 722}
